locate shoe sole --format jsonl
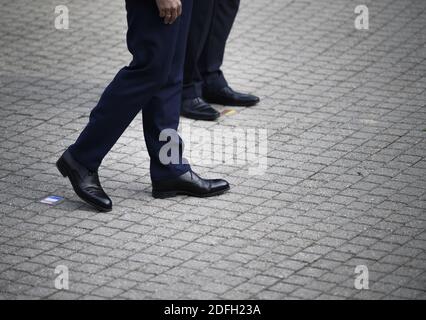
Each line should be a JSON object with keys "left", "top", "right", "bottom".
{"left": 56, "top": 157, "right": 112, "bottom": 212}
{"left": 152, "top": 185, "right": 230, "bottom": 199}
{"left": 203, "top": 98, "right": 259, "bottom": 107}
{"left": 181, "top": 113, "right": 220, "bottom": 121}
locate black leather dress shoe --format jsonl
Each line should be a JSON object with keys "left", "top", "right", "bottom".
{"left": 204, "top": 86, "right": 260, "bottom": 107}
{"left": 56, "top": 150, "right": 112, "bottom": 212}
{"left": 181, "top": 97, "right": 220, "bottom": 121}
{"left": 152, "top": 170, "right": 230, "bottom": 199}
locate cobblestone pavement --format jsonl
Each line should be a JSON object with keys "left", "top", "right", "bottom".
{"left": 0, "top": 0, "right": 425, "bottom": 300}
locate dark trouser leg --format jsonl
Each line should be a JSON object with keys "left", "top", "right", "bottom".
{"left": 69, "top": 0, "right": 192, "bottom": 179}
{"left": 199, "top": 0, "right": 240, "bottom": 93}
{"left": 182, "top": 0, "right": 215, "bottom": 100}
{"left": 143, "top": 0, "right": 193, "bottom": 181}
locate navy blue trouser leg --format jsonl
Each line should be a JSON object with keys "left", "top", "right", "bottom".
{"left": 68, "top": 0, "right": 192, "bottom": 181}
{"left": 200, "top": 0, "right": 240, "bottom": 93}
{"left": 182, "top": 0, "right": 240, "bottom": 100}
{"left": 182, "top": 0, "right": 215, "bottom": 99}
{"left": 142, "top": 0, "right": 193, "bottom": 181}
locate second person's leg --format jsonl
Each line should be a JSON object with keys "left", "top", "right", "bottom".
{"left": 181, "top": 0, "right": 219, "bottom": 121}
{"left": 198, "top": 0, "right": 240, "bottom": 92}
{"left": 200, "top": 0, "right": 260, "bottom": 107}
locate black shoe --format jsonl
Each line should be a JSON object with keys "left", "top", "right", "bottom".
{"left": 152, "top": 170, "right": 230, "bottom": 199}
{"left": 56, "top": 150, "right": 112, "bottom": 212}
{"left": 204, "top": 86, "right": 260, "bottom": 107}
{"left": 181, "top": 97, "right": 220, "bottom": 121}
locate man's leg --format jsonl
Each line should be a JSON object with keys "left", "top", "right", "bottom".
{"left": 142, "top": 0, "right": 193, "bottom": 182}
{"left": 198, "top": 0, "right": 240, "bottom": 92}
{"left": 181, "top": 0, "right": 219, "bottom": 121}
{"left": 58, "top": 0, "right": 193, "bottom": 211}
{"left": 59, "top": 0, "right": 229, "bottom": 208}
{"left": 143, "top": 0, "right": 230, "bottom": 201}
{"left": 182, "top": 0, "right": 214, "bottom": 101}
{"left": 68, "top": 0, "right": 187, "bottom": 171}
{"left": 200, "top": 0, "right": 260, "bottom": 107}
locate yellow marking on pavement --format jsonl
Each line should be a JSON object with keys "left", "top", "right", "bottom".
{"left": 221, "top": 109, "right": 237, "bottom": 116}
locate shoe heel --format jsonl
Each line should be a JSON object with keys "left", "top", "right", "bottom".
{"left": 152, "top": 190, "right": 177, "bottom": 199}
{"left": 56, "top": 157, "right": 68, "bottom": 177}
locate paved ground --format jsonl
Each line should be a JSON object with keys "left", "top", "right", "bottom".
{"left": 0, "top": 0, "right": 425, "bottom": 300}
